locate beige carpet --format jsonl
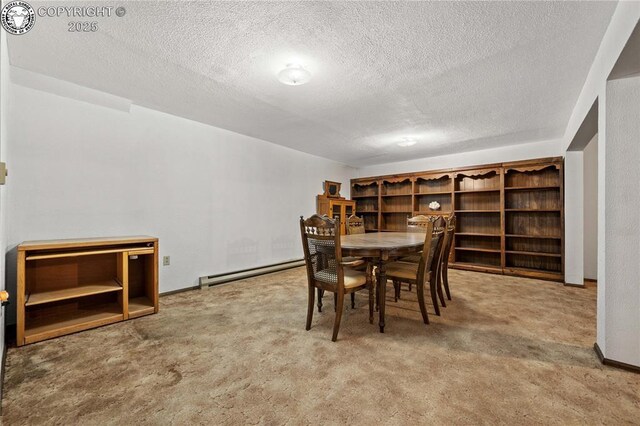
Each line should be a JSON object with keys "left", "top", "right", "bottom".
{"left": 2, "top": 268, "right": 639, "bottom": 424}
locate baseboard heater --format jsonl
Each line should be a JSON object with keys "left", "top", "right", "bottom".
{"left": 199, "top": 259, "right": 305, "bottom": 289}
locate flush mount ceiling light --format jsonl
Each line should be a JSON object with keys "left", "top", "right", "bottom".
{"left": 277, "top": 63, "right": 312, "bottom": 86}
{"left": 397, "top": 138, "right": 417, "bottom": 147}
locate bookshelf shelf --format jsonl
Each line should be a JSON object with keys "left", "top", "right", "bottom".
{"left": 506, "top": 234, "right": 562, "bottom": 239}
{"left": 454, "top": 189, "right": 500, "bottom": 193}
{"left": 455, "top": 209, "right": 500, "bottom": 213}
{"left": 505, "top": 250, "right": 562, "bottom": 258}
{"left": 505, "top": 185, "right": 560, "bottom": 191}
{"left": 415, "top": 190, "right": 452, "bottom": 195}
{"left": 455, "top": 247, "right": 501, "bottom": 254}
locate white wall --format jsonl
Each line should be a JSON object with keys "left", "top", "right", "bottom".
{"left": 4, "top": 76, "right": 354, "bottom": 322}
{"left": 562, "top": 2, "right": 640, "bottom": 153}
{"left": 561, "top": 1, "right": 640, "bottom": 365}
{"left": 564, "top": 151, "right": 584, "bottom": 285}
{"left": 583, "top": 135, "right": 598, "bottom": 280}
{"left": 356, "top": 139, "right": 562, "bottom": 178}
{"left": 603, "top": 75, "right": 640, "bottom": 366}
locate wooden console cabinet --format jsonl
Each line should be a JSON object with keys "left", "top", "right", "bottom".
{"left": 17, "top": 236, "right": 159, "bottom": 346}
{"left": 316, "top": 195, "right": 356, "bottom": 235}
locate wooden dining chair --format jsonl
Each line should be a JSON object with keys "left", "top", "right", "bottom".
{"left": 400, "top": 215, "right": 446, "bottom": 296}
{"left": 346, "top": 215, "right": 366, "bottom": 235}
{"left": 439, "top": 215, "right": 456, "bottom": 301}
{"left": 407, "top": 214, "right": 432, "bottom": 232}
{"left": 398, "top": 215, "right": 435, "bottom": 265}
{"left": 344, "top": 214, "right": 371, "bottom": 308}
{"left": 385, "top": 221, "right": 445, "bottom": 322}
{"left": 300, "top": 214, "right": 374, "bottom": 341}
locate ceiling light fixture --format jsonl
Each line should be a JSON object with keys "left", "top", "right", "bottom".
{"left": 397, "top": 138, "right": 417, "bottom": 147}
{"left": 278, "top": 63, "right": 312, "bottom": 86}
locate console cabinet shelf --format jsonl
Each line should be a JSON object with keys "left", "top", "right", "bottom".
{"left": 17, "top": 236, "right": 159, "bottom": 346}
{"left": 350, "top": 157, "right": 564, "bottom": 281}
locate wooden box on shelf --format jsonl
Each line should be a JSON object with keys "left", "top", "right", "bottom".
{"left": 17, "top": 236, "right": 159, "bottom": 346}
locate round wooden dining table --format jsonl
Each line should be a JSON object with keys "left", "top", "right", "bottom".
{"left": 341, "top": 232, "right": 425, "bottom": 333}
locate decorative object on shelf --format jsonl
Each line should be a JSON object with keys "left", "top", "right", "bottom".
{"left": 323, "top": 180, "right": 342, "bottom": 198}
{"left": 428, "top": 201, "right": 441, "bottom": 211}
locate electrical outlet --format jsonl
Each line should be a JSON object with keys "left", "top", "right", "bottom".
{"left": 163, "top": 256, "right": 170, "bottom": 266}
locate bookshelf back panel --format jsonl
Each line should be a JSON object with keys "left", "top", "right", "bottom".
{"left": 506, "top": 254, "right": 562, "bottom": 272}
{"left": 356, "top": 198, "right": 378, "bottom": 212}
{"left": 381, "top": 196, "right": 412, "bottom": 212}
{"left": 456, "top": 250, "right": 501, "bottom": 267}
{"left": 506, "top": 237, "right": 561, "bottom": 254}
{"left": 455, "top": 192, "right": 500, "bottom": 211}
{"left": 457, "top": 213, "right": 501, "bottom": 234}
{"left": 363, "top": 215, "right": 378, "bottom": 231}
{"left": 456, "top": 235, "right": 501, "bottom": 250}
{"left": 381, "top": 213, "right": 409, "bottom": 231}
{"left": 505, "top": 166, "right": 559, "bottom": 187}
{"left": 352, "top": 183, "right": 378, "bottom": 197}
{"left": 505, "top": 189, "right": 561, "bottom": 210}
{"left": 415, "top": 177, "right": 451, "bottom": 193}
{"left": 505, "top": 211, "right": 561, "bottom": 236}
{"left": 455, "top": 172, "right": 499, "bottom": 191}
{"left": 381, "top": 181, "right": 411, "bottom": 195}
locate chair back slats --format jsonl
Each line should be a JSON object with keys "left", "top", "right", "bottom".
{"left": 346, "top": 215, "right": 366, "bottom": 235}
{"left": 441, "top": 215, "right": 456, "bottom": 267}
{"left": 407, "top": 215, "right": 435, "bottom": 233}
{"left": 415, "top": 220, "right": 445, "bottom": 286}
{"left": 433, "top": 215, "right": 446, "bottom": 232}
{"left": 300, "top": 215, "right": 343, "bottom": 286}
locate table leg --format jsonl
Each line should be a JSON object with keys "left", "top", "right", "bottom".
{"left": 377, "top": 257, "right": 387, "bottom": 333}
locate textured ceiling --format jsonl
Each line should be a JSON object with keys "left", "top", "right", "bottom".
{"left": 8, "top": 1, "right": 617, "bottom": 166}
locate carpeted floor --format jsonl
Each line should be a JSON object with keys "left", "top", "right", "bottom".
{"left": 2, "top": 268, "right": 639, "bottom": 424}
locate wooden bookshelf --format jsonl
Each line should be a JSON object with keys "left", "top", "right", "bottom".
{"left": 17, "top": 236, "right": 159, "bottom": 346}
{"left": 503, "top": 162, "right": 563, "bottom": 280}
{"left": 350, "top": 157, "right": 564, "bottom": 281}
